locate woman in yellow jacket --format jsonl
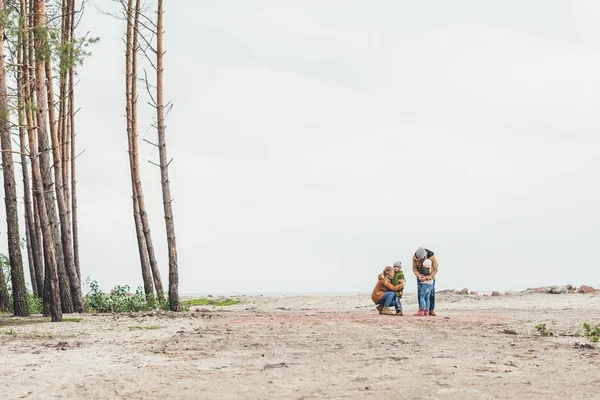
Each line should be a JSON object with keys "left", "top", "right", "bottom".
{"left": 371, "top": 266, "right": 405, "bottom": 315}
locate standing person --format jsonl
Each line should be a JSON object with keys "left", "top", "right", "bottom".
{"left": 415, "top": 259, "right": 434, "bottom": 316}
{"left": 412, "top": 247, "right": 439, "bottom": 316}
{"left": 391, "top": 261, "right": 405, "bottom": 316}
{"left": 371, "top": 266, "right": 405, "bottom": 315}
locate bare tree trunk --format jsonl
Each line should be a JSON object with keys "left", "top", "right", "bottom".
{"left": 24, "top": 214, "right": 37, "bottom": 296}
{"left": 45, "top": 56, "right": 83, "bottom": 312}
{"left": 32, "top": 0, "right": 64, "bottom": 321}
{"left": 125, "top": 0, "right": 155, "bottom": 299}
{"left": 0, "top": 0, "right": 30, "bottom": 317}
{"left": 68, "top": 0, "right": 81, "bottom": 283}
{"left": 0, "top": 264, "right": 9, "bottom": 312}
{"left": 16, "top": 24, "right": 43, "bottom": 297}
{"left": 32, "top": 0, "right": 73, "bottom": 314}
{"left": 131, "top": 0, "right": 164, "bottom": 301}
{"left": 30, "top": 158, "right": 45, "bottom": 297}
{"left": 155, "top": 0, "right": 179, "bottom": 311}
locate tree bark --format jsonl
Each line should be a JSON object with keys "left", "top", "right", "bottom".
{"left": 24, "top": 214, "right": 37, "bottom": 296}
{"left": 155, "top": 0, "right": 179, "bottom": 311}
{"left": 45, "top": 55, "right": 83, "bottom": 312}
{"left": 32, "top": 0, "right": 73, "bottom": 314}
{"left": 126, "top": 0, "right": 155, "bottom": 299}
{"left": 132, "top": 0, "right": 164, "bottom": 301}
{"left": 0, "top": 262, "right": 9, "bottom": 312}
{"left": 23, "top": 0, "right": 45, "bottom": 299}
{"left": 68, "top": 0, "right": 81, "bottom": 283}
{"left": 16, "top": 21, "right": 44, "bottom": 297}
{"left": 0, "top": 0, "right": 30, "bottom": 317}
{"left": 32, "top": 0, "right": 63, "bottom": 321}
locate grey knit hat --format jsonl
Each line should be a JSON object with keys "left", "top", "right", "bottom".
{"left": 415, "top": 247, "right": 427, "bottom": 260}
{"left": 393, "top": 261, "right": 402, "bottom": 268}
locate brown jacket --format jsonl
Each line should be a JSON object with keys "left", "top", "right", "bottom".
{"left": 412, "top": 254, "right": 439, "bottom": 280}
{"left": 371, "top": 274, "right": 404, "bottom": 304}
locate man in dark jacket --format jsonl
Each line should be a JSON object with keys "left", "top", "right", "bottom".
{"left": 412, "top": 247, "right": 439, "bottom": 316}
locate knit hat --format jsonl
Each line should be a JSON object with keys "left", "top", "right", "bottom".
{"left": 415, "top": 247, "right": 427, "bottom": 260}
{"left": 423, "top": 259, "right": 432, "bottom": 269}
{"left": 393, "top": 261, "right": 402, "bottom": 268}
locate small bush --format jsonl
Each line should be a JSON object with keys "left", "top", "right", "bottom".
{"left": 83, "top": 280, "right": 158, "bottom": 313}
{"left": 583, "top": 323, "right": 600, "bottom": 343}
{"left": 27, "top": 293, "right": 43, "bottom": 314}
{"left": 535, "top": 323, "right": 553, "bottom": 337}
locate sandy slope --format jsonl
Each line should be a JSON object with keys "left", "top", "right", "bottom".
{"left": 0, "top": 292, "right": 599, "bottom": 400}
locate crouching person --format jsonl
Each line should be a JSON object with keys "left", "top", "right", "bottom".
{"left": 371, "top": 266, "right": 405, "bottom": 315}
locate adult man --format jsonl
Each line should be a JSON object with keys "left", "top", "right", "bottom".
{"left": 412, "top": 247, "right": 438, "bottom": 316}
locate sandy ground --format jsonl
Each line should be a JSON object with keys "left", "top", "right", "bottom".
{"left": 1, "top": 292, "right": 600, "bottom": 400}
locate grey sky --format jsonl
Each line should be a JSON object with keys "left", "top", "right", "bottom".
{"left": 9, "top": 0, "right": 597, "bottom": 294}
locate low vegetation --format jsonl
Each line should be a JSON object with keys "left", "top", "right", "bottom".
{"left": 83, "top": 280, "right": 170, "bottom": 313}
{"left": 182, "top": 298, "right": 241, "bottom": 307}
{"left": 3, "top": 280, "right": 242, "bottom": 316}
{"left": 535, "top": 323, "right": 553, "bottom": 337}
{"left": 129, "top": 325, "right": 163, "bottom": 330}
{"left": 583, "top": 323, "right": 600, "bottom": 343}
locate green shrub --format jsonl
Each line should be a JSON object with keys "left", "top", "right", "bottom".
{"left": 535, "top": 323, "right": 553, "bottom": 337}
{"left": 583, "top": 323, "right": 600, "bottom": 343}
{"left": 27, "top": 293, "right": 43, "bottom": 314}
{"left": 83, "top": 280, "right": 156, "bottom": 313}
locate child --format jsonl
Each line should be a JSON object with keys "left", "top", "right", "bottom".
{"left": 391, "top": 261, "right": 405, "bottom": 316}
{"left": 415, "top": 259, "right": 434, "bottom": 316}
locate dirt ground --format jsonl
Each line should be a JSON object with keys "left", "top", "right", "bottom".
{"left": 0, "top": 292, "right": 599, "bottom": 400}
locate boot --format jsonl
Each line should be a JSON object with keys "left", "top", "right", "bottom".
{"left": 395, "top": 310, "right": 403, "bottom": 316}
{"left": 424, "top": 310, "right": 430, "bottom": 316}
{"left": 414, "top": 310, "right": 424, "bottom": 316}
{"left": 429, "top": 310, "right": 437, "bottom": 317}
{"left": 380, "top": 307, "right": 393, "bottom": 315}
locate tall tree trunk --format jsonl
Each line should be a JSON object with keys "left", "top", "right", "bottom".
{"left": 45, "top": 56, "right": 83, "bottom": 312}
{"left": 126, "top": 0, "right": 155, "bottom": 299}
{"left": 23, "top": 0, "right": 45, "bottom": 298}
{"left": 32, "top": 0, "right": 64, "bottom": 321}
{"left": 132, "top": 0, "right": 164, "bottom": 301}
{"left": 68, "top": 0, "right": 81, "bottom": 283}
{"left": 16, "top": 23, "right": 43, "bottom": 297}
{"left": 0, "top": 0, "right": 30, "bottom": 317}
{"left": 155, "top": 0, "right": 179, "bottom": 311}
{"left": 33, "top": 0, "right": 73, "bottom": 314}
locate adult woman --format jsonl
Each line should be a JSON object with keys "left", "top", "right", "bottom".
{"left": 371, "top": 266, "right": 405, "bottom": 315}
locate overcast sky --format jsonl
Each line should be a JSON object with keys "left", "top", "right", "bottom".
{"left": 10, "top": 0, "right": 599, "bottom": 295}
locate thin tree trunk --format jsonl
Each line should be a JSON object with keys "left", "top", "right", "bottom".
{"left": 32, "top": 0, "right": 73, "bottom": 314}
{"left": 126, "top": 0, "right": 154, "bottom": 299}
{"left": 45, "top": 56, "right": 83, "bottom": 312}
{"left": 0, "top": 262, "right": 9, "bottom": 312}
{"left": 68, "top": 0, "right": 81, "bottom": 283}
{"left": 31, "top": 166, "right": 45, "bottom": 296}
{"left": 0, "top": 0, "right": 30, "bottom": 317}
{"left": 132, "top": 0, "right": 164, "bottom": 301}
{"left": 19, "top": 104, "right": 44, "bottom": 297}
{"left": 24, "top": 214, "right": 37, "bottom": 296}
{"left": 59, "top": 0, "right": 69, "bottom": 204}
{"left": 16, "top": 23, "right": 43, "bottom": 297}
{"left": 155, "top": 0, "right": 179, "bottom": 311}
{"left": 32, "top": 0, "right": 64, "bottom": 321}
